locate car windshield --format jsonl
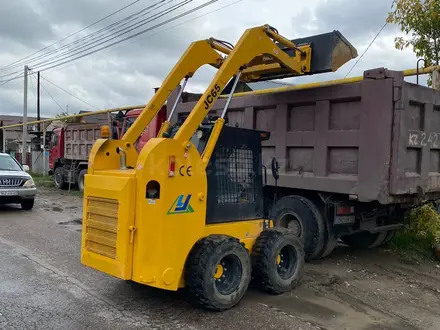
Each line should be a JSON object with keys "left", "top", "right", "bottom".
{"left": 0, "top": 155, "right": 22, "bottom": 171}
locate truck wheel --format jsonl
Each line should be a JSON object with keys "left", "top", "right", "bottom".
{"left": 380, "top": 230, "right": 396, "bottom": 246}
{"left": 53, "top": 167, "right": 67, "bottom": 189}
{"left": 340, "top": 231, "right": 388, "bottom": 249}
{"left": 185, "top": 235, "right": 251, "bottom": 311}
{"left": 271, "top": 196, "right": 325, "bottom": 261}
{"left": 251, "top": 228, "right": 304, "bottom": 294}
{"left": 21, "top": 199, "right": 34, "bottom": 210}
{"left": 316, "top": 229, "right": 339, "bottom": 259}
{"left": 77, "top": 169, "right": 87, "bottom": 192}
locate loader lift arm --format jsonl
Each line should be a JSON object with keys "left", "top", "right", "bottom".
{"left": 122, "top": 39, "right": 228, "bottom": 144}
{"left": 171, "top": 25, "right": 313, "bottom": 161}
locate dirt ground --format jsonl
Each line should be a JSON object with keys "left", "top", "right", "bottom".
{"left": 34, "top": 186, "right": 440, "bottom": 330}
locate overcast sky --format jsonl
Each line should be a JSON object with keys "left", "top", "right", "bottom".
{"left": 0, "top": 0, "right": 427, "bottom": 118}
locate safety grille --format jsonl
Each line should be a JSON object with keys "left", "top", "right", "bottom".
{"left": 0, "top": 177, "right": 24, "bottom": 188}
{"left": 206, "top": 126, "right": 264, "bottom": 224}
{"left": 216, "top": 148, "right": 256, "bottom": 204}
{"left": 85, "top": 197, "right": 119, "bottom": 259}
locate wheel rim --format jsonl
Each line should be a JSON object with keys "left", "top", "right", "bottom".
{"left": 55, "top": 170, "right": 62, "bottom": 186}
{"left": 279, "top": 212, "right": 302, "bottom": 237}
{"left": 276, "top": 245, "right": 297, "bottom": 280}
{"left": 78, "top": 174, "right": 84, "bottom": 191}
{"left": 214, "top": 254, "right": 242, "bottom": 295}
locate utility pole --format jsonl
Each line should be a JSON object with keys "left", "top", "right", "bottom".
{"left": 0, "top": 121, "right": 4, "bottom": 153}
{"left": 37, "top": 71, "right": 40, "bottom": 131}
{"left": 22, "top": 65, "right": 28, "bottom": 165}
{"left": 37, "top": 71, "right": 41, "bottom": 151}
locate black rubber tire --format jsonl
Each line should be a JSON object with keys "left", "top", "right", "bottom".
{"left": 21, "top": 199, "right": 34, "bottom": 210}
{"left": 380, "top": 230, "right": 396, "bottom": 246}
{"left": 340, "top": 231, "right": 388, "bottom": 249}
{"left": 77, "top": 169, "right": 87, "bottom": 192}
{"left": 251, "top": 228, "right": 305, "bottom": 294}
{"left": 317, "top": 230, "right": 339, "bottom": 259}
{"left": 53, "top": 167, "right": 67, "bottom": 190}
{"left": 271, "top": 196, "right": 325, "bottom": 261}
{"left": 185, "top": 235, "right": 251, "bottom": 311}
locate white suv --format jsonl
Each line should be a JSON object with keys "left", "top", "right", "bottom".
{"left": 0, "top": 153, "right": 37, "bottom": 210}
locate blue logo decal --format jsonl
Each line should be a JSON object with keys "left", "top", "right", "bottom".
{"left": 167, "top": 194, "right": 194, "bottom": 214}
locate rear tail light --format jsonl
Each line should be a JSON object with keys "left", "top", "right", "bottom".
{"left": 168, "top": 155, "right": 176, "bottom": 177}
{"left": 336, "top": 206, "right": 355, "bottom": 215}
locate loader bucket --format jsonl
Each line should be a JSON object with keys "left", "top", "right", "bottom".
{"left": 290, "top": 30, "right": 358, "bottom": 74}
{"left": 254, "top": 30, "right": 358, "bottom": 82}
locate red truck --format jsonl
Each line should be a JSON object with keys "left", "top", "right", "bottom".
{"left": 48, "top": 107, "right": 167, "bottom": 191}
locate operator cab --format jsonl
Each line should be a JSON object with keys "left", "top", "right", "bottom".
{"left": 166, "top": 114, "right": 271, "bottom": 224}
{"left": 165, "top": 115, "right": 226, "bottom": 154}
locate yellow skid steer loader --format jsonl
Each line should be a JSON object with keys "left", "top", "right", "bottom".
{"left": 80, "top": 24, "right": 357, "bottom": 311}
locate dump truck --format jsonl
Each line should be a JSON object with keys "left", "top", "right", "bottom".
{"left": 170, "top": 65, "right": 440, "bottom": 261}
{"left": 49, "top": 106, "right": 166, "bottom": 191}
{"left": 80, "top": 24, "right": 357, "bottom": 311}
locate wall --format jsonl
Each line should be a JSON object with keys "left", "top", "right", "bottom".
{"left": 30, "top": 151, "right": 49, "bottom": 175}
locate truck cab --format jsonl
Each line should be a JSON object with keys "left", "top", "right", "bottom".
{"left": 114, "top": 106, "right": 167, "bottom": 153}
{"left": 47, "top": 106, "right": 167, "bottom": 191}
{"left": 48, "top": 128, "right": 64, "bottom": 175}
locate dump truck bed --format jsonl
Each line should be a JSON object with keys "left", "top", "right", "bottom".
{"left": 64, "top": 124, "right": 102, "bottom": 161}
{"left": 171, "top": 68, "right": 440, "bottom": 204}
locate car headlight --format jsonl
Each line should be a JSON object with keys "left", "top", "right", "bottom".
{"left": 23, "top": 179, "right": 35, "bottom": 188}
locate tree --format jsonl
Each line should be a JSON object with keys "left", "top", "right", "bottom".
{"left": 387, "top": 0, "right": 440, "bottom": 85}
{"left": 54, "top": 111, "right": 80, "bottom": 123}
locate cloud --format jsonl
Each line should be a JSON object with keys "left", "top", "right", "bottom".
{"left": 0, "top": 1, "right": 55, "bottom": 47}
{"left": 0, "top": 0, "right": 430, "bottom": 120}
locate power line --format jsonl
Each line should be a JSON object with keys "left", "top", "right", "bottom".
{"left": 0, "top": 71, "right": 24, "bottom": 87}
{"left": 29, "top": 0, "right": 191, "bottom": 71}
{"left": 0, "top": 0, "right": 232, "bottom": 81}
{"left": 47, "top": 0, "right": 245, "bottom": 73}
{"left": 36, "top": 0, "right": 219, "bottom": 73}
{"left": 29, "top": 73, "right": 37, "bottom": 110}
{"left": 0, "top": 0, "right": 143, "bottom": 73}
{"left": 0, "top": 0, "right": 192, "bottom": 80}
{"left": 39, "top": 81, "right": 65, "bottom": 112}
{"left": 0, "top": 0, "right": 169, "bottom": 75}
{"left": 344, "top": 22, "right": 388, "bottom": 78}
{"left": 40, "top": 76, "right": 98, "bottom": 110}
{"left": 135, "top": 0, "right": 244, "bottom": 45}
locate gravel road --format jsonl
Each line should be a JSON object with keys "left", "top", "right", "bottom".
{"left": 0, "top": 186, "right": 439, "bottom": 330}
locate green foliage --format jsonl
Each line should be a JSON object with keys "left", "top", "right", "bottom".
{"left": 406, "top": 204, "right": 440, "bottom": 244}
{"left": 390, "top": 204, "right": 440, "bottom": 261}
{"left": 391, "top": 230, "right": 434, "bottom": 261}
{"left": 387, "top": 0, "right": 440, "bottom": 86}
{"left": 55, "top": 111, "right": 78, "bottom": 123}
{"left": 31, "top": 173, "right": 54, "bottom": 187}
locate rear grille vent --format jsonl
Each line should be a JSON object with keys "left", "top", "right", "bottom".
{"left": 0, "top": 178, "right": 24, "bottom": 188}
{"left": 85, "top": 197, "right": 119, "bottom": 259}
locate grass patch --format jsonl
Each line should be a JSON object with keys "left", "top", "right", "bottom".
{"left": 389, "top": 231, "right": 436, "bottom": 261}
{"left": 65, "top": 189, "right": 83, "bottom": 197}
{"left": 29, "top": 172, "right": 82, "bottom": 197}
{"left": 389, "top": 204, "right": 440, "bottom": 262}
{"left": 31, "top": 173, "right": 54, "bottom": 188}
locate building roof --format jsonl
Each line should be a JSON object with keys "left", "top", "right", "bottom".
{"left": 0, "top": 115, "right": 45, "bottom": 126}
{"left": 77, "top": 111, "right": 110, "bottom": 125}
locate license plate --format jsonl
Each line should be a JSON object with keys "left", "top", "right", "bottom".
{"left": 0, "top": 191, "right": 18, "bottom": 196}
{"left": 334, "top": 215, "right": 355, "bottom": 225}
